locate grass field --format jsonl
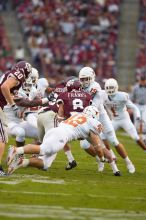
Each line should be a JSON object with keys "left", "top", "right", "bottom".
{"left": 0, "top": 131, "right": 146, "bottom": 220}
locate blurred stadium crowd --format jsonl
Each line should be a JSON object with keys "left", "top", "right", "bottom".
{"left": 1, "top": 0, "right": 146, "bottom": 85}
{"left": 0, "top": 0, "right": 120, "bottom": 86}
{"left": 136, "top": 0, "right": 146, "bottom": 80}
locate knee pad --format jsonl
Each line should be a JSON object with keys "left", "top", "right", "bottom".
{"left": 80, "top": 139, "right": 90, "bottom": 149}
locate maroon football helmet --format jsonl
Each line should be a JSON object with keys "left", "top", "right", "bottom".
{"left": 12, "top": 61, "right": 32, "bottom": 78}
{"left": 66, "top": 79, "right": 81, "bottom": 92}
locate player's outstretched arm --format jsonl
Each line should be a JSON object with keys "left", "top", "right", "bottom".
{"left": 14, "top": 96, "right": 51, "bottom": 107}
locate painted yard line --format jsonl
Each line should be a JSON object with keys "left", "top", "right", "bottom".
{"left": 31, "top": 179, "right": 65, "bottom": 184}
{"left": 0, "top": 212, "right": 84, "bottom": 220}
{"left": 0, "top": 179, "right": 65, "bottom": 185}
{"left": 0, "top": 180, "right": 23, "bottom": 185}
{"left": 0, "top": 189, "right": 71, "bottom": 196}
{"left": 0, "top": 175, "right": 146, "bottom": 187}
{"left": 7, "top": 174, "right": 63, "bottom": 179}
{"left": 0, "top": 189, "right": 146, "bottom": 201}
{"left": 0, "top": 204, "right": 146, "bottom": 219}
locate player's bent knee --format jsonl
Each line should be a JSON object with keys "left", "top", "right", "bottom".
{"left": 105, "top": 131, "right": 119, "bottom": 147}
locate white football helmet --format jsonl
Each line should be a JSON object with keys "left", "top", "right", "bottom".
{"left": 104, "top": 78, "right": 118, "bottom": 95}
{"left": 79, "top": 67, "right": 95, "bottom": 88}
{"left": 30, "top": 67, "right": 39, "bottom": 85}
{"left": 83, "top": 105, "right": 99, "bottom": 120}
{"left": 22, "top": 68, "right": 39, "bottom": 94}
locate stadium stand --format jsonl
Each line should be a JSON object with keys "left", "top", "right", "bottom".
{"left": 136, "top": 0, "right": 146, "bottom": 80}
{"left": 11, "top": 0, "right": 120, "bottom": 86}
{"left": 0, "top": 16, "right": 15, "bottom": 76}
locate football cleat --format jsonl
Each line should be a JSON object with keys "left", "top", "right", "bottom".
{"left": 7, "top": 145, "right": 17, "bottom": 166}
{"left": 98, "top": 162, "right": 105, "bottom": 172}
{"left": 0, "top": 166, "right": 8, "bottom": 176}
{"left": 127, "top": 163, "right": 135, "bottom": 174}
{"left": 114, "top": 171, "right": 121, "bottom": 176}
{"left": 65, "top": 160, "right": 77, "bottom": 170}
{"left": 8, "top": 156, "right": 23, "bottom": 174}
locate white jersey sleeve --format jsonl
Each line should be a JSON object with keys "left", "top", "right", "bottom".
{"left": 17, "top": 87, "right": 28, "bottom": 99}
{"left": 37, "top": 78, "right": 49, "bottom": 97}
{"left": 125, "top": 96, "right": 140, "bottom": 119}
{"left": 84, "top": 81, "right": 101, "bottom": 96}
{"left": 92, "top": 90, "right": 107, "bottom": 114}
{"left": 28, "top": 86, "right": 38, "bottom": 100}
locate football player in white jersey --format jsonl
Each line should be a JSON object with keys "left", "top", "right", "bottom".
{"left": 79, "top": 67, "right": 135, "bottom": 174}
{"left": 18, "top": 71, "right": 50, "bottom": 144}
{"left": 4, "top": 68, "right": 39, "bottom": 147}
{"left": 103, "top": 78, "right": 146, "bottom": 151}
{"left": 5, "top": 68, "right": 49, "bottom": 147}
{"left": 7, "top": 106, "right": 120, "bottom": 176}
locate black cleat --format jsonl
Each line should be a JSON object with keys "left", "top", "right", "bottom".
{"left": 0, "top": 167, "right": 8, "bottom": 176}
{"left": 65, "top": 160, "right": 77, "bottom": 170}
{"left": 114, "top": 171, "right": 121, "bottom": 176}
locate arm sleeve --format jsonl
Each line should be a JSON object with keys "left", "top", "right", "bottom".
{"left": 15, "top": 98, "right": 43, "bottom": 107}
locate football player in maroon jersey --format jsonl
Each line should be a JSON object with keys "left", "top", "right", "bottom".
{"left": 57, "top": 79, "right": 92, "bottom": 119}
{"left": 0, "top": 61, "right": 32, "bottom": 175}
{"left": 57, "top": 79, "right": 92, "bottom": 169}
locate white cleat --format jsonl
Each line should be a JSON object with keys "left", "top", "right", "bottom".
{"left": 98, "top": 162, "right": 105, "bottom": 172}
{"left": 127, "top": 163, "right": 135, "bottom": 174}
{"left": 8, "top": 156, "right": 23, "bottom": 174}
{"left": 7, "top": 145, "right": 17, "bottom": 166}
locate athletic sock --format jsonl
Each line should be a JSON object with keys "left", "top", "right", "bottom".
{"left": 124, "top": 156, "right": 132, "bottom": 165}
{"left": 65, "top": 150, "right": 74, "bottom": 162}
{"left": 110, "top": 161, "right": 119, "bottom": 173}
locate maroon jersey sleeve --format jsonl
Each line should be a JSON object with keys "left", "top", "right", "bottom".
{"left": 57, "top": 90, "right": 92, "bottom": 118}
{"left": 0, "top": 70, "right": 26, "bottom": 108}
{"left": 54, "top": 83, "right": 67, "bottom": 96}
